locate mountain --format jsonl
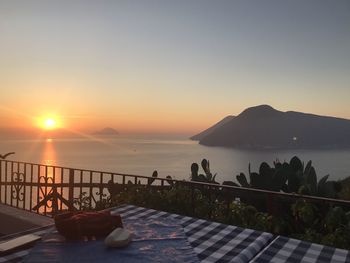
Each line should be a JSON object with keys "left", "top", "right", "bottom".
{"left": 191, "top": 115, "right": 235, "bottom": 141}
{"left": 197, "top": 105, "right": 350, "bottom": 149}
{"left": 94, "top": 127, "right": 119, "bottom": 135}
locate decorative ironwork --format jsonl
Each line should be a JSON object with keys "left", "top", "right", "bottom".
{"left": 96, "top": 190, "right": 108, "bottom": 198}
{"left": 0, "top": 152, "right": 15, "bottom": 159}
{"left": 32, "top": 185, "right": 75, "bottom": 215}
{"left": 11, "top": 172, "right": 25, "bottom": 201}
{"left": 1, "top": 159, "right": 350, "bottom": 218}
{"left": 38, "top": 175, "right": 54, "bottom": 202}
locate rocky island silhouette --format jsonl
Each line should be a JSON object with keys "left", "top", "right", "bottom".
{"left": 192, "top": 105, "right": 350, "bottom": 149}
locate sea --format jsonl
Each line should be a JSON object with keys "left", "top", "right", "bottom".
{"left": 1, "top": 135, "right": 350, "bottom": 183}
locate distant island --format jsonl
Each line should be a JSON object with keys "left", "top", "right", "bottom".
{"left": 94, "top": 127, "right": 119, "bottom": 135}
{"left": 192, "top": 105, "right": 350, "bottom": 149}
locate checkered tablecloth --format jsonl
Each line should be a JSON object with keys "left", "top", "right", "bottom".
{"left": 1, "top": 205, "right": 349, "bottom": 263}
{"left": 112, "top": 205, "right": 273, "bottom": 263}
{"left": 251, "top": 236, "right": 350, "bottom": 263}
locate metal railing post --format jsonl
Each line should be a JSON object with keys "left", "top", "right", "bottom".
{"left": 68, "top": 169, "right": 74, "bottom": 211}
{"left": 266, "top": 193, "right": 275, "bottom": 215}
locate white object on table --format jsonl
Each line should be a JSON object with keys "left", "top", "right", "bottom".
{"left": 104, "top": 228, "right": 131, "bottom": 248}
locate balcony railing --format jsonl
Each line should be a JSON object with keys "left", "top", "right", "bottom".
{"left": 1, "top": 159, "right": 350, "bottom": 218}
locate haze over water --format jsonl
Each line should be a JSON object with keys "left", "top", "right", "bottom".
{"left": 1, "top": 135, "right": 349, "bottom": 182}
{"left": 1, "top": 1, "right": 350, "bottom": 183}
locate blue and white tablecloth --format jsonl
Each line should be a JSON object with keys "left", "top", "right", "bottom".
{"left": 1, "top": 204, "right": 349, "bottom": 263}
{"left": 251, "top": 235, "right": 350, "bottom": 263}
{"left": 112, "top": 205, "right": 273, "bottom": 263}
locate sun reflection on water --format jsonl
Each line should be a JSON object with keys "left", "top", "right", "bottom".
{"left": 38, "top": 138, "right": 58, "bottom": 214}
{"left": 42, "top": 138, "right": 56, "bottom": 167}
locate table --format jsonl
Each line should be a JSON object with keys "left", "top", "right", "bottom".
{"left": 113, "top": 205, "right": 273, "bottom": 263}
{"left": 1, "top": 205, "right": 349, "bottom": 263}
{"left": 251, "top": 236, "right": 350, "bottom": 263}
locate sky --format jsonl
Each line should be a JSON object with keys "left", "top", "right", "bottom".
{"left": 0, "top": 0, "right": 350, "bottom": 135}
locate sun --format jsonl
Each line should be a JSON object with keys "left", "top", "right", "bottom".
{"left": 44, "top": 118, "right": 56, "bottom": 129}
{"left": 37, "top": 116, "right": 59, "bottom": 130}
{"left": 35, "top": 113, "right": 63, "bottom": 131}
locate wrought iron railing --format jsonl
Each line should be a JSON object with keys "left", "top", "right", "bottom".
{"left": 1, "top": 159, "right": 350, "bottom": 218}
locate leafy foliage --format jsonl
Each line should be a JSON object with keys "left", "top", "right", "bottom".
{"left": 232, "top": 156, "right": 341, "bottom": 199}
{"left": 74, "top": 157, "right": 350, "bottom": 249}
{"left": 190, "top": 159, "right": 218, "bottom": 184}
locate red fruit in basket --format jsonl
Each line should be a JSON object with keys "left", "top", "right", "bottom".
{"left": 54, "top": 210, "right": 123, "bottom": 239}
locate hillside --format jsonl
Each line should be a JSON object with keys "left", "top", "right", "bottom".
{"left": 197, "top": 105, "right": 350, "bottom": 149}
{"left": 191, "top": 116, "right": 235, "bottom": 141}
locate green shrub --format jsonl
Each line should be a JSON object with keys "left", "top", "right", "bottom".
{"left": 74, "top": 157, "right": 350, "bottom": 249}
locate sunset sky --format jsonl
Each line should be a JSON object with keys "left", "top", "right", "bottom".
{"left": 1, "top": 0, "right": 350, "bottom": 135}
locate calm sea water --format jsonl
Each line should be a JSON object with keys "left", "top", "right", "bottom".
{"left": 1, "top": 135, "right": 350, "bottom": 182}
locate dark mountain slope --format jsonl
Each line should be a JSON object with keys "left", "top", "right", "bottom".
{"left": 191, "top": 115, "right": 235, "bottom": 141}
{"left": 198, "top": 105, "right": 350, "bottom": 149}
